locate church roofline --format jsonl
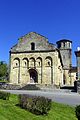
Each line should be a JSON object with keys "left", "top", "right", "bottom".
{"left": 18, "top": 32, "right": 48, "bottom": 42}
{"left": 56, "top": 39, "right": 72, "bottom": 44}
{"left": 10, "top": 44, "right": 17, "bottom": 49}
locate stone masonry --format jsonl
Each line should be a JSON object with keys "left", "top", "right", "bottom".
{"left": 9, "top": 32, "right": 63, "bottom": 86}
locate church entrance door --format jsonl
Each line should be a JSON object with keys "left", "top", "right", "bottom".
{"left": 29, "top": 69, "right": 38, "bottom": 83}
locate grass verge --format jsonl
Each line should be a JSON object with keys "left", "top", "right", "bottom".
{"left": 0, "top": 94, "right": 77, "bottom": 120}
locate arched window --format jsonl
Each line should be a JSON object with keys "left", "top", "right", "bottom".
{"left": 36, "top": 57, "right": 42, "bottom": 67}
{"left": 22, "top": 58, "right": 29, "bottom": 68}
{"left": 13, "top": 58, "right": 20, "bottom": 68}
{"left": 31, "top": 42, "right": 35, "bottom": 50}
{"left": 45, "top": 56, "right": 52, "bottom": 67}
{"left": 29, "top": 57, "right": 35, "bottom": 67}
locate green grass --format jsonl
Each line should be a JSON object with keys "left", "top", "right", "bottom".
{"left": 0, "top": 94, "right": 77, "bottom": 120}
{"left": 0, "top": 80, "right": 8, "bottom": 83}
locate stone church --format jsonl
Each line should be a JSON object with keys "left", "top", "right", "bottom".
{"left": 9, "top": 32, "right": 75, "bottom": 86}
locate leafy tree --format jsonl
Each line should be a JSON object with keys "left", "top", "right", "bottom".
{"left": 0, "top": 61, "right": 8, "bottom": 79}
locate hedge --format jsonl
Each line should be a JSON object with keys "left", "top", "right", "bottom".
{"left": 19, "top": 94, "right": 51, "bottom": 115}
{"left": 75, "top": 105, "right": 80, "bottom": 120}
{"left": 0, "top": 91, "right": 10, "bottom": 100}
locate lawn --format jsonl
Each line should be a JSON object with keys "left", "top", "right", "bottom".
{"left": 0, "top": 94, "right": 77, "bottom": 120}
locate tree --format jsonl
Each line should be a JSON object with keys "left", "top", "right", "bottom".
{"left": 0, "top": 61, "right": 8, "bottom": 79}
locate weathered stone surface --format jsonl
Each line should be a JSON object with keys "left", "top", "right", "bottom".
{"left": 9, "top": 32, "right": 76, "bottom": 87}
{"left": 9, "top": 32, "right": 63, "bottom": 86}
{"left": 11, "top": 32, "right": 56, "bottom": 52}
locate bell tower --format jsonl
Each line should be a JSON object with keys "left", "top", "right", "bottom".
{"left": 56, "top": 39, "right": 72, "bottom": 69}
{"left": 56, "top": 39, "right": 72, "bottom": 85}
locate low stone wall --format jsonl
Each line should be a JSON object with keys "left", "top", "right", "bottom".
{"left": 0, "top": 83, "right": 40, "bottom": 90}
{"left": 0, "top": 83, "right": 58, "bottom": 90}
{"left": 0, "top": 84, "right": 21, "bottom": 90}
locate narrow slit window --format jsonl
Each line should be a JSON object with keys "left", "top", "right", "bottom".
{"left": 25, "top": 62, "right": 27, "bottom": 66}
{"left": 31, "top": 42, "right": 35, "bottom": 50}
{"left": 48, "top": 61, "right": 50, "bottom": 66}
{"left": 16, "top": 63, "right": 18, "bottom": 66}
{"left": 39, "top": 62, "right": 40, "bottom": 66}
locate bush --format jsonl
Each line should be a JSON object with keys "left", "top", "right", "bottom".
{"left": 19, "top": 94, "right": 51, "bottom": 115}
{"left": 0, "top": 91, "right": 10, "bottom": 100}
{"left": 20, "top": 84, "right": 40, "bottom": 90}
{"left": 75, "top": 105, "right": 80, "bottom": 120}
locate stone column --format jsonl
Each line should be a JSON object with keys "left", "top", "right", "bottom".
{"left": 41, "top": 58, "right": 44, "bottom": 84}
{"left": 18, "top": 58, "right": 22, "bottom": 84}
{"left": 75, "top": 50, "right": 80, "bottom": 80}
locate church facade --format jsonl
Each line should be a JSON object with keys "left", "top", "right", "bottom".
{"left": 9, "top": 32, "right": 77, "bottom": 86}
{"left": 9, "top": 32, "right": 63, "bottom": 86}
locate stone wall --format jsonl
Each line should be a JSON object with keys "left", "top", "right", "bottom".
{"left": 11, "top": 32, "right": 56, "bottom": 52}
{"left": 9, "top": 51, "right": 63, "bottom": 86}
{"left": 9, "top": 32, "right": 64, "bottom": 86}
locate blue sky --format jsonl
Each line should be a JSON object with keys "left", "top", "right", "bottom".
{"left": 0, "top": 0, "right": 80, "bottom": 66}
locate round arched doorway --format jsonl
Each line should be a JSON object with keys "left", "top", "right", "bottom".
{"left": 29, "top": 69, "right": 38, "bottom": 83}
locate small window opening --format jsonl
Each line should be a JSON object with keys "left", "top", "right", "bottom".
{"left": 16, "top": 63, "right": 18, "bottom": 66}
{"left": 39, "top": 62, "right": 40, "bottom": 66}
{"left": 25, "top": 62, "right": 27, "bottom": 66}
{"left": 31, "top": 42, "right": 35, "bottom": 50}
{"left": 48, "top": 62, "right": 50, "bottom": 66}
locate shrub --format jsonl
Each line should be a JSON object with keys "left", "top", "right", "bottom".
{"left": 19, "top": 94, "right": 51, "bottom": 115}
{"left": 75, "top": 105, "right": 80, "bottom": 120}
{"left": 0, "top": 91, "right": 10, "bottom": 100}
{"left": 20, "top": 84, "right": 40, "bottom": 90}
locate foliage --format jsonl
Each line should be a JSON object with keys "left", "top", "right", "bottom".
{"left": 0, "top": 61, "right": 8, "bottom": 79}
{"left": 75, "top": 105, "right": 80, "bottom": 120}
{"left": 20, "top": 84, "right": 40, "bottom": 90}
{"left": 0, "top": 80, "right": 8, "bottom": 83}
{"left": 19, "top": 94, "right": 51, "bottom": 115}
{"left": 0, "top": 94, "right": 77, "bottom": 120}
{"left": 0, "top": 91, "right": 10, "bottom": 100}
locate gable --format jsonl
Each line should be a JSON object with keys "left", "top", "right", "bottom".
{"left": 10, "top": 32, "right": 56, "bottom": 52}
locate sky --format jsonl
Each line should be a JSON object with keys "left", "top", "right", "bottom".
{"left": 0, "top": 0, "right": 80, "bottom": 66}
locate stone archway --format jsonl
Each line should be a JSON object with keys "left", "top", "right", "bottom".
{"left": 29, "top": 69, "right": 38, "bottom": 83}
